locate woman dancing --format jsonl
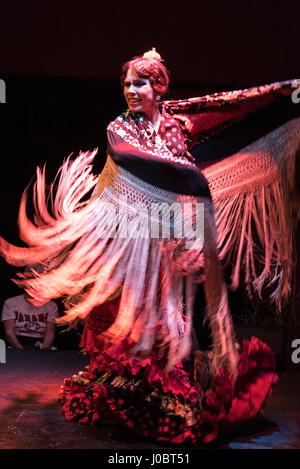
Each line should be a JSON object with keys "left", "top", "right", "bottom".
{"left": 0, "top": 49, "right": 280, "bottom": 444}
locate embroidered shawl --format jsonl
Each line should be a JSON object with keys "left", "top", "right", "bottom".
{"left": 165, "top": 79, "right": 300, "bottom": 310}
{"left": 0, "top": 79, "right": 299, "bottom": 373}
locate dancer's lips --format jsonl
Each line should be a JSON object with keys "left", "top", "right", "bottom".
{"left": 129, "top": 99, "right": 141, "bottom": 105}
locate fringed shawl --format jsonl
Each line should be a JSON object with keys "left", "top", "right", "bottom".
{"left": 0, "top": 79, "right": 299, "bottom": 373}
{"left": 165, "top": 79, "right": 300, "bottom": 310}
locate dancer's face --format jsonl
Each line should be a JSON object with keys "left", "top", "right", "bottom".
{"left": 123, "top": 67, "right": 156, "bottom": 118}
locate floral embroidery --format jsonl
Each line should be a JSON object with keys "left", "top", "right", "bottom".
{"left": 107, "top": 111, "right": 197, "bottom": 169}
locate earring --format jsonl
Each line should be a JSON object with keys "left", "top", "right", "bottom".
{"left": 156, "top": 95, "right": 160, "bottom": 101}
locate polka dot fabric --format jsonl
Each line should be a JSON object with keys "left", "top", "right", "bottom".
{"left": 60, "top": 336, "right": 277, "bottom": 445}
{"left": 158, "top": 109, "right": 189, "bottom": 158}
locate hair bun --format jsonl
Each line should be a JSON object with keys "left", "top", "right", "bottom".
{"left": 143, "top": 47, "right": 163, "bottom": 62}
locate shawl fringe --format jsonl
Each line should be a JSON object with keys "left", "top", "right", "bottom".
{"left": 203, "top": 117, "right": 300, "bottom": 310}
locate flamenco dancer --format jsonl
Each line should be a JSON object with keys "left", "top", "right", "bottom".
{"left": 1, "top": 49, "right": 299, "bottom": 444}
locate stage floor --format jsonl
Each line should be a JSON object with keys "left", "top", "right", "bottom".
{"left": 0, "top": 349, "right": 299, "bottom": 449}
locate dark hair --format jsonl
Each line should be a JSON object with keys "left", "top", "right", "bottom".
{"left": 121, "top": 52, "right": 170, "bottom": 97}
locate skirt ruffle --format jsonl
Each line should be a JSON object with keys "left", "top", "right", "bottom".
{"left": 60, "top": 335, "right": 277, "bottom": 445}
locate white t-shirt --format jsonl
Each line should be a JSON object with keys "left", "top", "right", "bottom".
{"left": 1, "top": 294, "right": 59, "bottom": 339}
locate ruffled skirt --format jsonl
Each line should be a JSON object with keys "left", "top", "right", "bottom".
{"left": 59, "top": 302, "right": 277, "bottom": 445}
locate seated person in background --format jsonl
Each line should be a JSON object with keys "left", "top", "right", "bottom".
{"left": 1, "top": 292, "right": 58, "bottom": 350}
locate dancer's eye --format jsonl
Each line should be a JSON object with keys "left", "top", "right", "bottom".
{"left": 134, "top": 80, "right": 146, "bottom": 86}
{"left": 124, "top": 80, "right": 146, "bottom": 87}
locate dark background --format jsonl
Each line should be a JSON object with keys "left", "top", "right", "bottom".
{"left": 0, "top": 0, "right": 299, "bottom": 85}
{"left": 0, "top": 0, "right": 299, "bottom": 349}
